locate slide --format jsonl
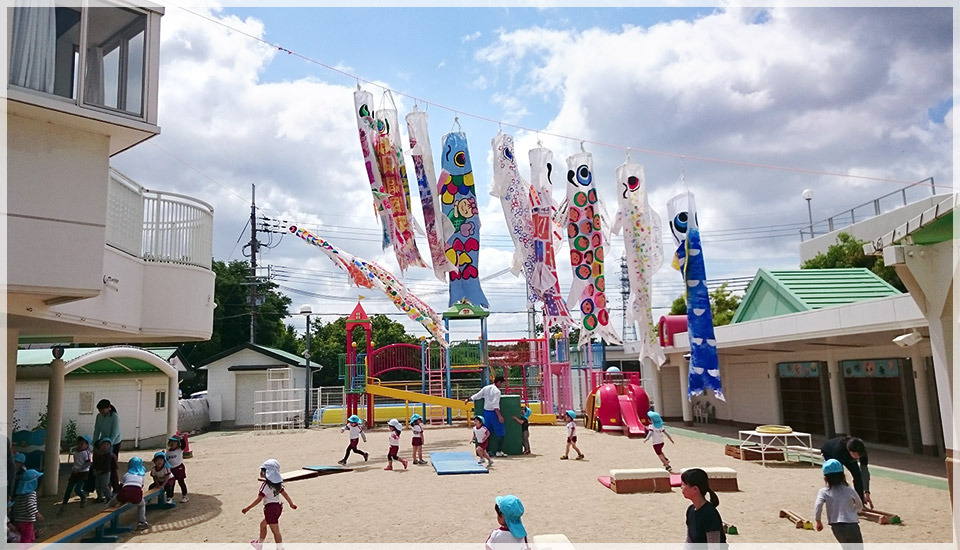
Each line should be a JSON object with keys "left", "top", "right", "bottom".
{"left": 618, "top": 395, "right": 646, "bottom": 438}
{"left": 365, "top": 382, "right": 474, "bottom": 415}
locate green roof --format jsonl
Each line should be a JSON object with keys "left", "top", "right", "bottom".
{"left": 442, "top": 302, "right": 490, "bottom": 320}
{"left": 17, "top": 347, "right": 181, "bottom": 375}
{"left": 731, "top": 268, "right": 902, "bottom": 324}
{"left": 196, "top": 343, "right": 307, "bottom": 368}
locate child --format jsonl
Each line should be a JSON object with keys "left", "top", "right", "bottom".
{"left": 242, "top": 459, "right": 297, "bottom": 550}
{"left": 59, "top": 435, "right": 93, "bottom": 512}
{"left": 92, "top": 438, "right": 117, "bottom": 502}
{"left": 384, "top": 418, "right": 408, "bottom": 470}
{"left": 561, "top": 410, "right": 584, "bottom": 460}
{"left": 148, "top": 451, "right": 175, "bottom": 505}
{"left": 106, "top": 456, "right": 149, "bottom": 530}
{"left": 814, "top": 458, "right": 863, "bottom": 543}
{"left": 10, "top": 469, "right": 43, "bottom": 543}
{"left": 410, "top": 414, "right": 426, "bottom": 465}
{"left": 643, "top": 411, "right": 675, "bottom": 471}
{"left": 680, "top": 467, "right": 726, "bottom": 545}
{"left": 484, "top": 495, "right": 529, "bottom": 549}
{"left": 472, "top": 415, "right": 493, "bottom": 467}
{"left": 166, "top": 435, "right": 189, "bottom": 503}
{"left": 512, "top": 406, "right": 532, "bottom": 454}
{"left": 338, "top": 415, "right": 369, "bottom": 465}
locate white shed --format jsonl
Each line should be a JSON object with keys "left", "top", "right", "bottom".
{"left": 197, "top": 344, "right": 308, "bottom": 428}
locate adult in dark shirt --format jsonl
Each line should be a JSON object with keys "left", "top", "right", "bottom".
{"left": 681, "top": 468, "right": 727, "bottom": 547}
{"left": 821, "top": 435, "right": 873, "bottom": 508}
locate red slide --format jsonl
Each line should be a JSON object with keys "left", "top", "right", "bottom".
{"left": 618, "top": 395, "right": 646, "bottom": 438}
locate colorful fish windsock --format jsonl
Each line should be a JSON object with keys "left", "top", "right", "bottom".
{"left": 374, "top": 93, "right": 426, "bottom": 272}
{"left": 438, "top": 131, "right": 488, "bottom": 308}
{"left": 557, "top": 150, "right": 621, "bottom": 347}
{"left": 288, "top": 224, "right": 447, "bottom": 345}
{"left": 667, "top": 192, "right": 723, "bottom": 401}
{"left": 529, "top": 146, "right": 573, "bottom": 331}
{"left": 491, "top": 133, "right": 540, "bottom": 298}
{"left": 612, "top": 162, "right": 666, "bottom": 366}
{"left": 353, "top": 89, "right": 391, "bottom": 248}
{"left": 406, "top": 108, "right": 456, "bottom": 282}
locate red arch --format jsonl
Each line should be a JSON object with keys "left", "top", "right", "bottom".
{"left": 368, "top": 343, "right": 422, "bottom": 379}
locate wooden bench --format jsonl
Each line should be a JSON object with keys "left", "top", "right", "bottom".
{"left": 608, "top": 468, "right": 672, "bottom": 494}
{"left": 785, "top": 445, "right": 823, "bottom": 465}
{"left": 38, "top": 487, "right": 167, "bottom": 545}
{"left": 681, "top": 467, "right": 739, "bottom": 491}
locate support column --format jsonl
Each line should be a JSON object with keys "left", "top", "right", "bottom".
{"left": 42, "top": 358, "right": 65, "bottom": 496}
{"left": 910, "top": 347, "right": 937, "bottom": 455}
{"left": 680, "top": 359, "right": 693, "bottom": 426}
{"left": 167, "top": 373, "right": 179, "bottom": 439}
{"left": 826, "top": 354, "right": 847, "bottom": 435}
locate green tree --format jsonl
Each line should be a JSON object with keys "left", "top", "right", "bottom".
{"left": 304, "top": 314, "right": 418, "bottom": 388}
{"left": 800, "top": 232, "right": 905, "bottom": 291}
{"left": 177, "top": 260, "right": 294, "bottom": 395}
{"left": 668, "top": 283, "right": 742, "bottom": 326}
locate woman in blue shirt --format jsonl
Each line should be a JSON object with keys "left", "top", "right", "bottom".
{"left": 92, "top": 399, "right": 121, "bottom": 492}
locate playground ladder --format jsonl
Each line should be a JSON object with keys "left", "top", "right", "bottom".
{"left": 425, "top": 346, "right": 446, "bottom": 425}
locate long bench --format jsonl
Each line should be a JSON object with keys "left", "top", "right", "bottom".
{"left": 681, "top": 467, "right": 739, "bottom": 492}
{"left": 608, "top": 468, "right": 672, "bottom": 494}
{"left": 38, "top": 487, "right": 169, "bottom": 545}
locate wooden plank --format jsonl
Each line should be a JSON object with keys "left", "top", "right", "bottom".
{"left": 779, "top": 509, "right": 813, "bottom": 530}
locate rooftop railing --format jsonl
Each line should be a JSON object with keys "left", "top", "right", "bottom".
{"left": 107, "top": 169, "right": 213, "bottom": 269}
{"left": 799, "top": 178, "right": 938, "bottom": 241}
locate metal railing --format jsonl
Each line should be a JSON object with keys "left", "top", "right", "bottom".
{"left": 799, "top": 178, "right": 937, "bottom": 241}
{"left": 107, "top": 169, "right": 213, "bottom": 269}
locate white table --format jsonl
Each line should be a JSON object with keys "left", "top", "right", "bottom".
{"left": 738, "top": 430, "right": 813, "bottom": 465}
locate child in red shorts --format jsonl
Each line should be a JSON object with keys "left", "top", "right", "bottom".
{"left": 106, "top": 457, "right": 149, "bottom": 530}
{"left": 472, "top": 415, "right": 493, "bottom": 468}
{"left": 166, "top": 435, "right": 189, "bottom": 502}
{"left": 385, "top": 418, "right": 408, "bottom": 471}
{"left": 243, "top": 459, "right": 297, "bottom": 550}
{"left": 561, "top": 410, "right": 584, "bottom": 460}
{"left": 410, "top": 414, "right": 426, "bottom": 465}
{"left": 148, "top": 451, "right": 176, "bottom": 504}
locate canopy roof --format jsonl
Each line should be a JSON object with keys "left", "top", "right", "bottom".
{"left": 17, "top": 346, "right": 185, "bottom": 376}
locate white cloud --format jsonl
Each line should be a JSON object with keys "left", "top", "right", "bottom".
{"left": 462, "top": 31, "right": 482, "bottom": 43}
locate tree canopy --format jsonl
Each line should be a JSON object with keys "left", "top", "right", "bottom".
{"left": 800, "top": 232, "right": 905, "bottom": 291}
{"left": 669, "top": 282, "right": 742, "bottom": 326}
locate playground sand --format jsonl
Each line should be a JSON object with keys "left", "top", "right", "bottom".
{"left": 41, "top": 424, "right": 954, "bottom": 544}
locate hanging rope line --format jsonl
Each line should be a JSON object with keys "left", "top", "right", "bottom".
{"left": 170, "top": 4, "right": 939, "bottom": 189}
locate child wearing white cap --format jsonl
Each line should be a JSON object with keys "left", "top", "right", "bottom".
{"left": 561, "top": 410, "right": 584, "bottom": 460}
{"left": 384, "top": 418, "right": 409, "bottom": 470}
{"left": 243, "top": 459, "right": 297, "bottom": 550}
{"left": 338, "top": 415, "right": 369, "bottom": 465}
{"left": 106, "top": 457, "right": 149, "bottom": 530}
{"left": 814, "top": 458, "right": 863, "bottom": 543}
{"left": 410, "top": 414, "right": 426, "bottom": 465}
{"left": 484, "top": 495, "right": 529, "bottom": 549}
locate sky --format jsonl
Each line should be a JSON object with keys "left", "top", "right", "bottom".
{"left": 110, "top": 3, "right": 955, "bottom": 342}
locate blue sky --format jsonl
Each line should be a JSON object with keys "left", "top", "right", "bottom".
{"left": 112, "top": 5, "right": 954, "bottom": 341}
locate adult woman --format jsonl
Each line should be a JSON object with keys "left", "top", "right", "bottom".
{"left": 92, "top": 399, "right": 122, "bottom": 492}
{"left": 820, "top": 435, "right": 873, "bottom": 508}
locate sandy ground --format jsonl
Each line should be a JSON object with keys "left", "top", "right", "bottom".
{"left": 39, "top": 424, "right": 955, "bottom": 544}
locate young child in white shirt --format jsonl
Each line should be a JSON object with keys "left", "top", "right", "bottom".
{"left": 148, "top": 451, "right": 175, "bottom": 504}
{"left": 410, "top": 414, "right": 426, "bottom": 465}
{"left": 561, "top": 410, "right": 584, "bottom": 460}
{"left": 338, "top": 415, "right": 369, "bottom": 465}
{"left": 243, "top": 459, "right": 297, "bottom": 550}
{"left": 166, "top": 435, "right": 189, "bottom": 502}
{"left": 484, "top": 495, "right": 529, "bottom": 549}
{"left": 384, "top": 418, "right": 408, "bottom": 471}
{"left": 473, "top": 416, "right": 493, "bottom": 468}
{"left": 60, "top": 435, "right": 92, "bottom": 511}
{"left": 643, "top": 411, "right": 675, "bottom": 471}
{"left": 106, "top": 457, "right": 149, "bottom": 530}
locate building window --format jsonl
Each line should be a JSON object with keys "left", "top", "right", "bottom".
{"left": 8, "top": 3, "right": 154, "bottom": 120}
{"left": 155, "top": 390, "right": 166, "bottom": 410}
{"left": 79, "top": 392, "right": 95, "bottom": 414}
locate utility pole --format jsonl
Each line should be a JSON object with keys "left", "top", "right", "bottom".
{"left": 248, "top": 184, "right": 259, "bottom": 344}
{"left": 620, "top": 257, "right": 636, "bottom": 342}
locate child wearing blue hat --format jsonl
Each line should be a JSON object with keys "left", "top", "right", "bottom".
{"left": 11, "top": 469, "right": 44, "bottom": 543}
{"left": 561, "top": 410, "right": 584, "bottom": 460}
{"left": 814, "top": 458, "right": 863, "bottom": 543}
{"left": 166, "top": 435, "right": 189, "bottom": 503}
{"left": 338, "top": 415, "right": 369, "bottom": 465}
{"left": 148, "top": 451, "right": 175, "bottom": 504}
{"left": 106, "top": 456, "right": 149, "bottom": 530}
{"left": 59, "top": 435, "right": 93, "bottom": 512}
{"left": 512, "top": 406, "right": 532, "bottom": 454}
{"left": 410, "top": 414, "right": 426, "bottom": 465}
{"left": 643, "top": 411, "right": 675, "bottom": 471}
{"left": 484, "top": 495, "right": 529, "bottom": 549}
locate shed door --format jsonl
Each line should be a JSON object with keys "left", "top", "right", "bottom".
{"left": 235, "top": 373, "right": 268, "bottom": 426}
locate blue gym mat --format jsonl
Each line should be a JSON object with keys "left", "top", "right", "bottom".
{"left": 430, "top": 451, "right": 489, "bottom": 475}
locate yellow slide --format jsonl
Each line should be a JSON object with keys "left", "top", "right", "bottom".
{"left": 365, "top": 381, "right": 474, "bottom": 415}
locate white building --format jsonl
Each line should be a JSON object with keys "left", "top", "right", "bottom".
{"left": 6, "top": 2, "right": 215, "bottom": 494}
{"left": 198, "top": 344, "right": 308, "bottom": 428}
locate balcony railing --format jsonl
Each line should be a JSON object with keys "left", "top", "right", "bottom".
{"left": 107, "top": 169, "right": 213, "bottom": 269}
